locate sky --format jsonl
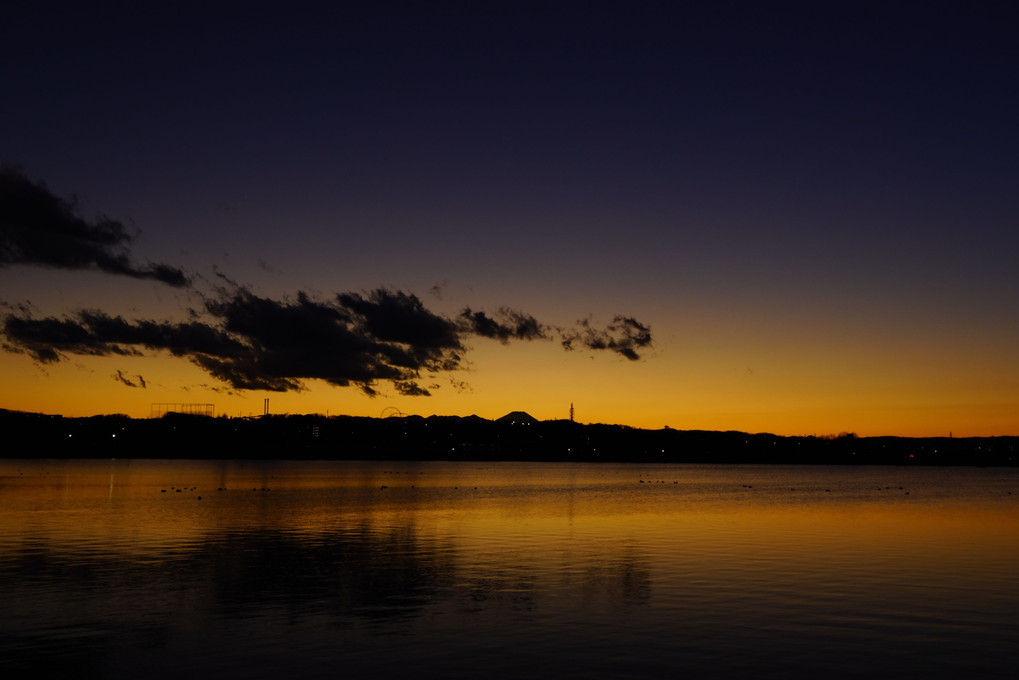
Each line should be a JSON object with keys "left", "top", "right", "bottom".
{"left": 2, "top": 1, "right": 1018, "bottom": 436}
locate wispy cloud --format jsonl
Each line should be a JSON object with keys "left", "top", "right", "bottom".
{"left": 113, "top": 369, "right": 147, "bottom": 388}
{"left": 562, "top": 316, "right": 653, "bottom": 361}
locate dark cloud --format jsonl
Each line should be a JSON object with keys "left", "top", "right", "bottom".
{"left": 202, "top": 288, "right": 463, "bottom": 394}
{"left": 113, "top": 369, "right": 147, "bottom": 388}
{"left": 3, "top": 314, "right": 141, "bottom": 362}
{"left": 562, "top": 316, "right": 653, "bottom": 361}
{"left": 2, "top": 286, "right": 652, "bottom": 395}
{"left": 338, "top": 289, "right": 462, "bottom": 350}
{"left": 460, "top": 308, "right": 548, "bottom": 342}
{"left": 2, "top": 310, "right": 244, "bottom": 364}
{"left": 0, "top": 166, "right": 189, "bottom": 286}
{"left": 394, "top": 381, "right": 431, "bottom": 397}
{"left": 463, "top": 307, "right": 652, "bottom": 360}
{"left": 1, "top": 172, "right": 653, "bottom": 398}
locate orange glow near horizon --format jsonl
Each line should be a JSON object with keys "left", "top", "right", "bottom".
{"left": 3, "top": 328, "right": 1017, "bottom": 438}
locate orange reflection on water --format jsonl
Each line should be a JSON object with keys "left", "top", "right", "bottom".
{"left": 2, "top": 460, "right": 1018, "bottom": 574}
{"left": 4, "top": 459, "right": 1019, "bottom": 680}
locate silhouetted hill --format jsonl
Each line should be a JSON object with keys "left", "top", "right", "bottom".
{"left": 0, "top": 408, "right": 1015, "bottom": 465}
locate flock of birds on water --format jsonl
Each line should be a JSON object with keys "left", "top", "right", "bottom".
{"left": 148, "top": 478, "right": 1013, "bottom": 499}
{"left": 7, "top": 466, "right": 1013, "bottom": 498}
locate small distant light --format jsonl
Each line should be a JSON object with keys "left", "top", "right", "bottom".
{"left": 112, "top": 434, "right": 116, "bottom": 438}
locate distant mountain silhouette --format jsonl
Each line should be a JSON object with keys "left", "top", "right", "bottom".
{"left": 496, "top": 411, "right": 538, "bottom": 425}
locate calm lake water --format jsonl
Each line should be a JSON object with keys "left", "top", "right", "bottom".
{"left": 2, "top": 460, "right": 1018, "bottom": 679}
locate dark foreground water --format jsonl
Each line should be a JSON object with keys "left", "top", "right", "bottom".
{"left": 2, "top": 460, "right": 1018, "bottom": 679}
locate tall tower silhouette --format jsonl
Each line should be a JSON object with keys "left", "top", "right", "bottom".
{"left": 570, "top": 403, "right": 574, "bottom": 422}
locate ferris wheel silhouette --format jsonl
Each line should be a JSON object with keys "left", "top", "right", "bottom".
{"left": 380, "top": 406, "right": 405, "bottom": 418}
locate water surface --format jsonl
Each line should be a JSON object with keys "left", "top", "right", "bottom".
{"left": 2, "top": 460, "right": 1018, "bottom": 678}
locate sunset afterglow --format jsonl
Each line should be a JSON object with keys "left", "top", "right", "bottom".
{"left": 2, "top": 2, "right": 1017, "bottom": 437}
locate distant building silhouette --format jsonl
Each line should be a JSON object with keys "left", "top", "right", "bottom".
{"left": 151, "top": 403, "right": 214, "bottom": 417}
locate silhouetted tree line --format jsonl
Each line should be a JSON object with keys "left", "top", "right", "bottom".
{"left": 1, "top": 409, "right": 1015, "bottom": 466}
